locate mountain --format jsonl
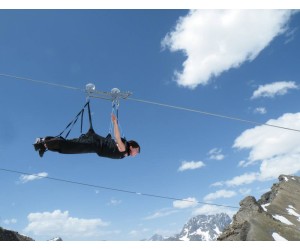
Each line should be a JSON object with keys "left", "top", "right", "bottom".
{"left": 0, "top": 227, "right": 34, "bottom": 241}
{"left": 178, "top": 213, "right": 232, "bottom": 241}
{"left": 0, "top": 227, "right": 64, "bottom": 241}
{"left": 218, "top": 175, "right": 300, "bottom": 241}
{"left": 149, "top": 213, "right": 231, "bottom": 241}
{"left": 48, "top": 237, "right": 63, "bottom": 241}
{"left": 148, "top": 234, "right": 168, "bottom": 241}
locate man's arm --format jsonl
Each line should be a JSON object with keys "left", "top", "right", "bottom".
{"left": 112, "top": 114, "right": 126, "bottom": 152}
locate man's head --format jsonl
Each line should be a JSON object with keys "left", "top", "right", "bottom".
{"left": 128, "top": 140, "right": 140, "bottom": 157}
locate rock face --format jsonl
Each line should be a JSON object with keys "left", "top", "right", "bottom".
{"left": 0, "top": 227, "right": 34, "bottom": 241}
{"left": 218, "top": 175, "right": 300, "bottom": 241}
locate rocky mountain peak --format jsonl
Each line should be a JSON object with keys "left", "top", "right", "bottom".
{"left": 218, "top": 175, "right": 300, "bottom": 241}
{"left": 149, "top": 213, "right": 231, "bottom": 241}
{"left": 0, "top": 227, "right": 34, "bottom": 241}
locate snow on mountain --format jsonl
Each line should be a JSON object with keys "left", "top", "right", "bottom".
{"left": 48, "top": 237, "right": 63, "bottom": 241}
{"left": 148, "top": 213, "right": 231, "bottom": 241}
{"left": 177, "top": 213, "right": 231, "bottom": 241}
{"left": 218, "top": 175, "right": 300, "bottom": 240}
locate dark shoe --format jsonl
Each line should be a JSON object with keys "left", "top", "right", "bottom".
{"left": 33, "top": 138, "right": 44, "bottom": 151}
{"left": 34, "top": 143, "right": 42, "bottom": 151}
{"left": 39, "top": 148, "right": 46, "bottom": 158}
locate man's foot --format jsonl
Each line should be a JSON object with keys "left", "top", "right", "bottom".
{"left": 39, "top": 148, "right": 46, "bottom": 157}
{"left": 33, "top": 138, "right": 46, "bottom": 157}
{"left": 33, "top": 138, "right": 44, "bottom": 151}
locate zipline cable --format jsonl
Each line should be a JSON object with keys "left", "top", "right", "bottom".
{"left": 1, "top": 72, "right": 300, "bottom": 133}
{"left": 0, "top": 73, "right": 82, "bottom": 91}
{"left": 127, "top": 97, "right": 300, "bottom": 133}
{"left": 0, "top": 167, "right": 239, "bottom": 209}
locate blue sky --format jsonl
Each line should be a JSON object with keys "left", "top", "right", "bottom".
{"left": 1, "top": 9, "right": 300, "bottom": 241}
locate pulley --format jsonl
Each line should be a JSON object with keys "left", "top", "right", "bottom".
{"left": 84, "top": 83, "right": 132, "bottom": 103}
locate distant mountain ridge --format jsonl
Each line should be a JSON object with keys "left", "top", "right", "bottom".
{"left": 0, "top": 227, "right": 33, "bottom": 241}
{"left": 0, "top": 227, "right": 63, "bottom": 241}
{"left": 149, "top": 213, "right": 231, "bottom": 241}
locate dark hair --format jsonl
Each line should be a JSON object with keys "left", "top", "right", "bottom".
{"left": 128, "top": 140, "right": 140, "bottom": 153}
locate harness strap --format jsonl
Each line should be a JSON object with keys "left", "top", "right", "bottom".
{"left": 80, "top": 108, "right": 85, "bottom": 134}
{"left": 87, "top": 101, "right": 93, "bottom": 130}
{"left": 57, "top": 101, "right": 93, "bottom": 139}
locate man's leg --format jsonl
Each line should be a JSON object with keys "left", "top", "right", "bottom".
{"left": 45, "top": 135, "right": 99, "bottom": 154}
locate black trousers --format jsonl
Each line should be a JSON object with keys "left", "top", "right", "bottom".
{"left": 45, "top": 129, "right": 105, "bottom": 154}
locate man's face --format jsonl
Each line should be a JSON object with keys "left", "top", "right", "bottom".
{"left": 129, "top": 146, "right": 139, "bottom": 157}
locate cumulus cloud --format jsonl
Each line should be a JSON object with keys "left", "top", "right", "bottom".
{"left": 143, "top": 208, "right": 178, "bottom": 220}
{"left": 192, "top": 204, "right": 237, "bottom": 217}
{"left": 234, "top": 113, "right": 300, "bottom": 163}
{"left": 231, "top": 112, "right": 300, "bottom": 184}
{"left": 239, "top": 188, "right": 252, "bottom": 196}
{"left": 254, "top": 107, "right": 267, "bottom": 115}
{"left": 225, "top": 172, "right": 260, "bottom": 187}
{"left": 210, "top": 181, "right": 223, "bottom": 187}
{"left": 211, "top": 172, "right": 259, "bottom": 187}
{"left": 178, "top": 160, "right": 205, "bottom": 172}
{"left": 259, "top": 153, "right": 300, "bottom": 180}
{"left": 24, "top": 210, "right": 109, "bottom": 240}
{"left": 19, "top": 172, "right": 48, "bottom": 183}
{"left": 173, "top": 197, "right": 198, "bottom": 209}
{"left": 208, "top": 148, "right": 225, "bottom": 160}
{"left": 213, "top": 113, "right": 300, "bottom": 187}
{"left": 162, "top": 10, "right": 294, "bottom": 88}
{"left": 3, "top": 218, "right": 17, "bottom": 225}
{"left": 203, "top": 190, "right": 237, "bottom": 201}
{"left": 251, "top": 81, "right": 298, "bottom": 99}
{"left": 107, "top": 198, "right": 122, "bottom": 206}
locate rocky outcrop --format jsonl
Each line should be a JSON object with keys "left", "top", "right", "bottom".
{"left": 0, "top": 227, "right": 34, "bottom": 241}
{"left": 218, "top": 175, "right": 300, "bottom": 241}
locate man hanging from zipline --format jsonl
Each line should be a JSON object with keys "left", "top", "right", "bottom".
{"left": 33, "top": 101, "right": 140, "bottom": 159}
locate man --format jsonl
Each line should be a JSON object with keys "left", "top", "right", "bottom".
{"left": 33, "top": 114, "right": 140, "bottom": 159}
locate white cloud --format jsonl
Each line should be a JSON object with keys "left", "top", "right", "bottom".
{"left": 211, "top": 172, "right": 259, "bottom": 187}
{"left": 162, "top": 10, "right": 294, "bottom": 88}
{"left": 192, "top": 204, "right": 237, "bottom": 217}
{"left": 129, "top": 230, "right": 139, "bottom": 236}
{"left": 203, "top": 190, "right": 236, "bottom": 201}
{"left": 251, "top": 81, "right": 298, "bottom": 99}
{"left": 23, "top": 210, "right": 109, "bottom": 240}
{"left": 129, "top": 228, "right": 149, "bottom": 237}
{"left": 225, "top": 172, "right": 260, "bottom": 187}
{"left": 234, "top": 113, "right": 300, "bottom": 163}
{"left": 178, "top": 160, "right": 205, "bottom": 172}
{"left": 19, "top": 172, "right": 48, "bottom": 183}
{"left": 107, "top": 198, "right": 122, "bottom": 206}
{"left": 3, "top": 218, "right": 17, "bottom": 225}
{"left": 259, "top": 153, "right": 300, "bottom": 180}
{"left": 173, "top": 197, "right": 198, "bottom": 209}
{"left": 143, "top": 208, "right": 178, "bottom": 220}
{"left": 230, "top": 112, "right": 300, "bottom": 184}
{"left": 238, "top": 160, "right": 247, "bottom": 167}
{"left": 210, "top": 181, "right": 224, "bottom": 187}
{"left": 254, "top": 107, "right": 267, "bottom": 115}
{"left": 208, "top": 148, "right": 225, "bottom": 160}
{"left": 239, "top": 188, "right": 252, "bottom": 196}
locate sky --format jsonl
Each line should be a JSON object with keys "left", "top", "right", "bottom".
{"left": 1, "top": 7, "right": 300, "bottom": 242}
